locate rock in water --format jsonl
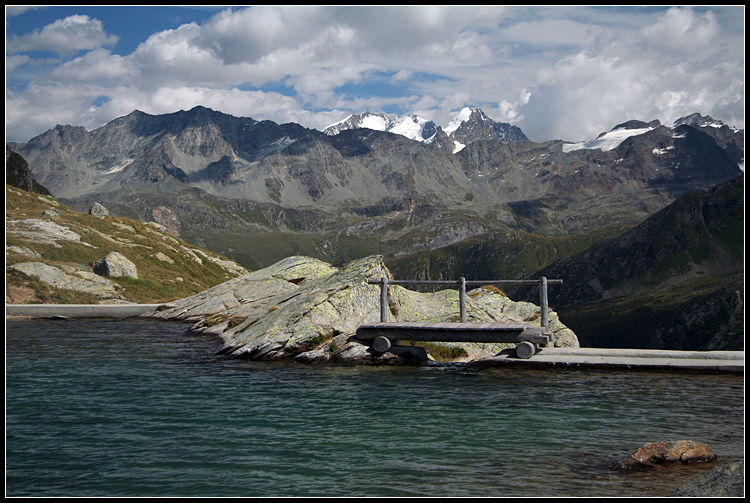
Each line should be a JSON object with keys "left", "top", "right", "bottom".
{"left": 671, "top": 460, "right": 744, "bottom": 497}
{"left": 94, "top": 251, "right": 139, "bottom": 279}
{"left": 616, "top": 440, "right": 718, "bottom": 469}
{"left": 149, "top": 254, "right": 579, "bottom": 364}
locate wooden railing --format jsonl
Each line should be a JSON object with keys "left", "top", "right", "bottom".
{"left": 367, "top": 277, "right": 562, "bottom": 332}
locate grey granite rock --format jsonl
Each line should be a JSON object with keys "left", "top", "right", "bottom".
{"left": 150, "top": 254, "right": 579, "bottom": 364}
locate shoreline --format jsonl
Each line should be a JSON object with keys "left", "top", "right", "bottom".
{"left": 5, "top": 303, "right": 175, "bottom": 319}
{"left": 6, "top": 304, "right": 744, "bottom": 373}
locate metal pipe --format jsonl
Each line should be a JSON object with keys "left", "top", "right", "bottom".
{"left": 459, "top": 277, "right": 466, "bottom": 323}
{"left": 380, "top": 277, "right": 389, "bottom": 322}
{"left": 539, "top": 276, "right": 549, "bottom": 332}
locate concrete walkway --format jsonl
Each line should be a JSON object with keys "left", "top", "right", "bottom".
{"left": 472, "top": 347, "right": 744, "bottom": 373}
{"left": 6, "top": 303, "right": 174, "bottom": 319}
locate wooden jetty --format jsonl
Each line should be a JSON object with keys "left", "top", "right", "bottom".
{"left": 356, "top": 277, "right": 562, "bottom": 359}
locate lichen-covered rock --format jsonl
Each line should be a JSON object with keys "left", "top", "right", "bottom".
{"left": 41, "top": 209, "right": 60, "bottom": 220}
{"left": 88, "top": 202, "right": 109, "bottom": 219}
{"left": 94, "top": 251, "right": 139, "bottom": 279}
{"left": 150, "top": 254, "right": 580, "bottom": 364}
{"left": 10, "top": 261, "right": 121, "bottom": 299}
{"left": 7, "top": 218, "right": 82, "bottom": 247}
{"left": 616, "top": 440, "right": 718, "bottom": 469}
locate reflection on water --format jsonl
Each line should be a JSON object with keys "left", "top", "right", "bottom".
{"left": 5, "top": 320, "right": 744, "bottom": 497}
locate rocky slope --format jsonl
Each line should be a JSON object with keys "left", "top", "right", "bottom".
{"left": 6, "top": 146, "right": 50, "bottom": 196}
{"left": 6, "top": 181, "right": 248, "bottom": 305}
{"left": 509, "top": 174, "right": 744, "bottom": 350}
{"left": 149, "top": 255, "right": 578, "bottom": 364}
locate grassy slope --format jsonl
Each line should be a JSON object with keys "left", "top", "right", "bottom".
{"left": 6, "top": 185, "right": 247, "bottom": 304}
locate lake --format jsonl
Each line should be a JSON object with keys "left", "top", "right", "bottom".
{"left": 5, "top": 319, "right": 744, "bottom": 497}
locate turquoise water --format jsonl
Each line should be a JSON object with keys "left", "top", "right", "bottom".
{"left": 5, "top": 319, "right": 744, "bottom": 497}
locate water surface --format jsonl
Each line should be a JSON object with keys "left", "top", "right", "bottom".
{"left": 5, "top": 319, "right": 744, "bottom": 497}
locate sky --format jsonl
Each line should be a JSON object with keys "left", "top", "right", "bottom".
{"left": 5, "top": 5, "right": 745, "bottom": 144}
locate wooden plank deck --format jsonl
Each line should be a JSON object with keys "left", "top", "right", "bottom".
{"left": 356, "top": 322, "right": 550, "bottom": 346}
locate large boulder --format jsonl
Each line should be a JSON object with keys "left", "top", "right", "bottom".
{"left": 88, "top": 202, "right": 109, "bottom": 219}
{"left": 150, "top": 255, "right": 579, "bottom": 364}
{"left": 93, "top": 251, "right": 139, "bottom": 279}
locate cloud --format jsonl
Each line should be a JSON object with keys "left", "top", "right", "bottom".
{"left": 498, "top": 18, "right": 604, "bottom": 48}
{"left": 514, "top": 7, "right": 744, "bottom": 141}
{"left": 6, "top": 14, "right": 120, "bottom": 57}
{"left": 4, "top": 6, "right": 744, "bottom": 144}
{"left": 5, "top": 6, "right": 44, "bottom": 17}
{"left": 640, "top": 7, "right": 720, "bottom": 54}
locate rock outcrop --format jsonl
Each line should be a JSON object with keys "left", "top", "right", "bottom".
{"left": 7, "top": 218, "right": 84, "bottom": 247}
{"left": 5, "top": 146, "right": 50, "bottom": 195}
{"left": 10, "top": 261, "right": 122, "bottom": 299}
{"left": 149, "top": 255, "right": 579, "bottom": 364}
{"left": 615, "top": 440, "right": 718, "bottom": 469}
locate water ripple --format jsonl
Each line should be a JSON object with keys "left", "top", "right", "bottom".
{"left": 6, "top": 320, "right": 744, "bottom": 497}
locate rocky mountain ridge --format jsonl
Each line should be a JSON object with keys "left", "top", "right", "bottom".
{"left": 7, "top": 107, "right": 741, "bottom": 216}
{"left": 508, "top": 173, "right": 744, "bottom": 351}
{"left": 6, "top": 103, "right": 743, "bottom": 352}
{"left": 322, "top": 107, "right": 529, "bottom": 153}
{"left": 5, "top": 106, "right": 742, "bottom": 279}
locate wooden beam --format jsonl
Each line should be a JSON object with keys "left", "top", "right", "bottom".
{"left": 356, "top": 322, "right": 549, "bottom": 346}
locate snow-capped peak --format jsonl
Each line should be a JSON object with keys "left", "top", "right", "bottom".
{"left": 672, "top": 113, "right": 727, "bottom": 130}
{"left": 324, "top": 111, "right": 438, "bottom": 143}
{"left": 389, "top": 114, "right": 437, "bottom": 142}
{"left": 444, "top": 107, "right": 475, "bottom": 135}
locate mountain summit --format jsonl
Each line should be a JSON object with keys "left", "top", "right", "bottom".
{"left": 324, "top": 107, "right": 528, "bottom": 152}
{"left": 324, "top": 111, "right": 440, "bottom": 143}
{"left": 444, "top": 107, "right": 529, "bottom": 152}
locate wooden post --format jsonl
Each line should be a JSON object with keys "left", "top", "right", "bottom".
{"left": 539, "top": 276, "right": 549, "bottom": 332}
{"left": 380, "top": 277, "right": 389, "bottom": 323}
{"left": 459, "top": 277, "right": 467, "bottom": 323}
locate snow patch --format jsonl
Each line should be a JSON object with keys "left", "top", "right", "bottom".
{"left": 562, "top": 127, "right": 653, "bottom": 153}
{"left": 652, "top": 146, "right": 675, "bottom": 155}
{"left": 101, "top": 158, "right": 133, "bottom": 175}
{"left": 444, "top": 107, "right": 474, "bottom": 135}
{"left": 359, "top": 114, "right": 391, "bottom": 131}
{"left": 254, "top": 136, "right": 297, "bottom": 160}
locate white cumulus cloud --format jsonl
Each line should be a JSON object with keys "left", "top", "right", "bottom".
{"left": 6, "top": 14, "right": 119, "bottom": 57}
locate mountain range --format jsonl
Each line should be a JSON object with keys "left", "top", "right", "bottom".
{"left": 323, "top": 107, "right": 528, "bottom": 153}
{"left": 6, "top": 106, "right": 744, "bottom": 349}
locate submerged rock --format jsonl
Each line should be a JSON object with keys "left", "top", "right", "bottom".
{"left": 150, "top": 255, "right": 580, "bottom": 364}
{"left": 671, "top": 460, "right": 744, "bottom": 497}
{"left": 616, "top": 440, "right": 718, "bottom": 469}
